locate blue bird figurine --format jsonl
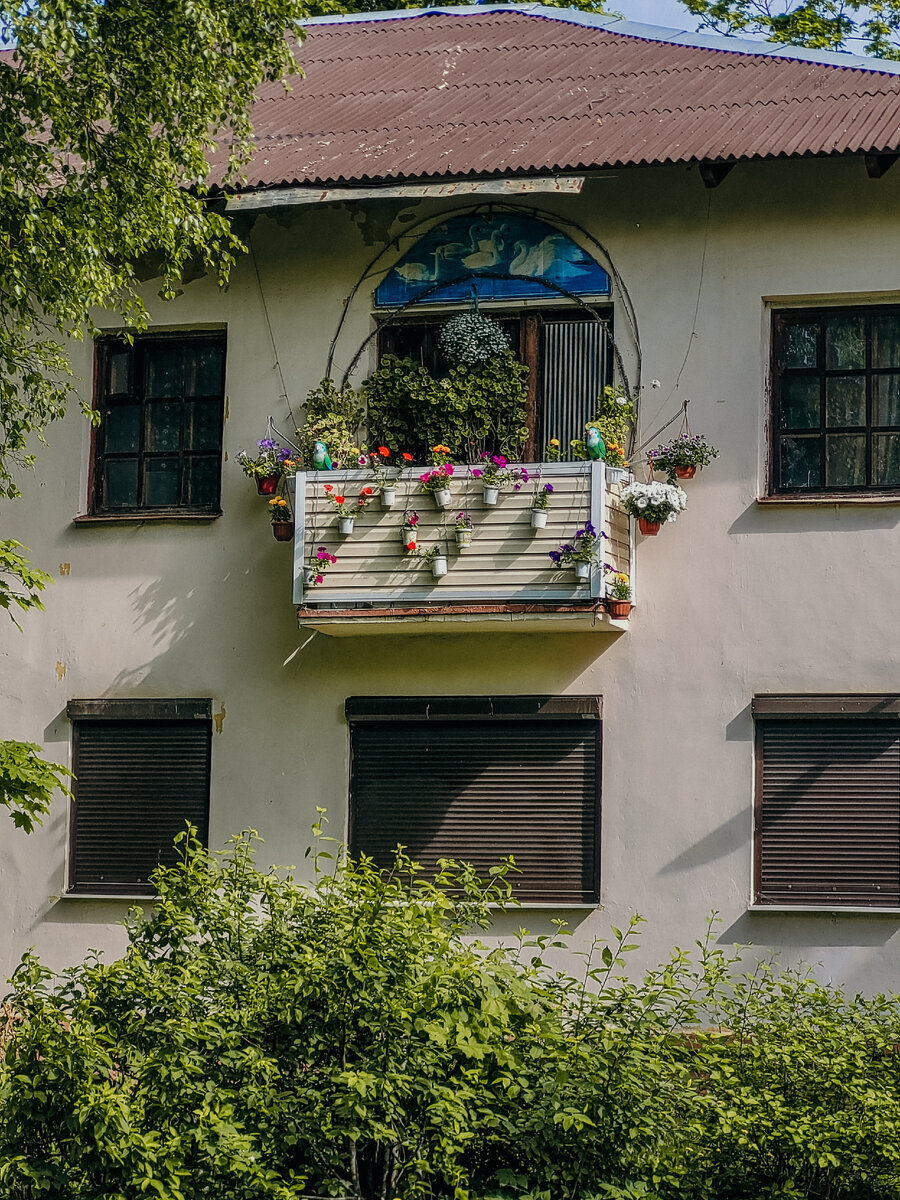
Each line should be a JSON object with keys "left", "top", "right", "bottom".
{"left": 585, "top": 426, "right": 606, "bottom": 461}
{"left": 312, "top": 440, "right": 333, "bottom": 470}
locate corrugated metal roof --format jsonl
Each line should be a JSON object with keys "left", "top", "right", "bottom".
{"left": 230, "top": 5, "right": 900, "bottom": 191}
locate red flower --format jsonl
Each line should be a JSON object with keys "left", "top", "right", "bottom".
{"left": 323, "top": 483, "right": 333, "bottom": 492}
{"left": 361, "top": 486, "right": 374, "bottom": 495}
{"left": 378, "top": 446, "right": 390, "bottom": 457}
{"left": 335, "top": 495, "right": 345, "bottom": 504}
{"left": 402, "top": 452, "right": 413, "bottom": 462}
{"left": 407, "top": 541, "right": 416, "bottom": 551}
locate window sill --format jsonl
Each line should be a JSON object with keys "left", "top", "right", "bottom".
{"left": 748, "top": 904, "right": 900, "bottom": 915}
{"left": 756, "top": 494, "right": 900, "bottom": 506}
{"left": 73, "top": 510, "right": 222, "bottom": 526}
{"left": 55, "top": 892, "right": 159, "bottom": 901}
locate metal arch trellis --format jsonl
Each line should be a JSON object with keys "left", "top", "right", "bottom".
{"left": 323, "top": 199, "right": 643, "bottom": 400}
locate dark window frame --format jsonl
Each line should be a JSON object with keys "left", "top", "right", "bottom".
{"left": 346, "top": 695, "right": 602, "bottom": 904}
{"left": 90, "top": 331, "right": 227, "bottom": 517}
{"left": 770, "top": 305, "right": 900, "bottom": 497}
{"left": 377, "top": 306, "right": 613, "bottom": 462}
{"left": 753, "top": 694, "right": 900, "bottom": 908}
{"left": 66, "top": 698, "right": 212, "bottom": 896}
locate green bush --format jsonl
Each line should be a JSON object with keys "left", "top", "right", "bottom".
{"left": 3, "top": 829, "right": 900, "bottom": 1200}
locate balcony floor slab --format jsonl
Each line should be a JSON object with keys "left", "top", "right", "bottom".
{"left": 297, "top": 603, "right": 630, "bottom": 636}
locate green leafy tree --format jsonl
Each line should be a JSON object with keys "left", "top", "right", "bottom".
{"left": 677, "top": 0, "right": 900, "bottom": 59}
{"left": 0, "top": 0, "right": 312, "bottom": 826}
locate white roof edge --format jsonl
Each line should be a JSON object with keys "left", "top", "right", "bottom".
{"left": 299, "top": 3, "right": 900, "bottom": 75}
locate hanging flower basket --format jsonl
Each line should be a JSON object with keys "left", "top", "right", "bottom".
{"left": 675, "top": 465, "right": 696, "bottom": 479}
{"left": 272, "top": 521, "right": 294, "bottom": 542}
{"left": 620, "top": 481, "right": 687, "bottom": 534}
{"left": 257, "top": 474, "right": 281, "bottom": 496}
{"left": 455, "top": 513, "right": 473, "bottom": 547}
{"left": 647, "top": 433, "right": 718, "bottom": 483}
{"left": 339, "top": 516, "right": 355, "bottom": 536}
{"left": 431, "top": 554, "right": 448, "bottom": 578}
{"left": 574, "top": 561, "right": 591, "bottom": 582}
{"left": 607, "top": 598, "right": 632, "bottom": 618}
{"left": 638, "top": 517, "right": 661, "bottom": 536}
{"left": 381, "top": 486, "right": 397, "bottom": 507}
{"left": 438, "top": 309, "right": 510, "bottom": 367}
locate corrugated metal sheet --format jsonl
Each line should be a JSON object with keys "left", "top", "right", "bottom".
{"left": 226, "top": 8, "right": 900, "bottom": 190}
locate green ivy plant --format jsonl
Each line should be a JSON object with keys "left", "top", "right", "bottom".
{"left": 298, "top": 378, "right": 367, "bottom": 469}
{"left": 571, "top": 384, "right": 635, "bottom": 460}
{"left": 363, "top": 351, "right": 528, "bottom": 461}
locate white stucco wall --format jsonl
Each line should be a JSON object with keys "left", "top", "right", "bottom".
{"left": 3, "top": 155, "right": 900, "bottom": 991}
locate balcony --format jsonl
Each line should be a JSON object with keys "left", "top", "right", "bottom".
{"left": 293, "top": 461, "right": 632, "bottom": 635}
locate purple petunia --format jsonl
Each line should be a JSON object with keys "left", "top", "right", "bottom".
{"left": 544, "top": 483, "right": 554, "bottom": 494}
{"left": 258, "top": 438, "right": 277, "bottom": 450}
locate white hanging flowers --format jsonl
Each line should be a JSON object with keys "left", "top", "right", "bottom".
{"left": 620, "top": 480, "right": 687, "bottom": 524}
{"left": 438, "top": 310, "right": 510, "bottom": 367}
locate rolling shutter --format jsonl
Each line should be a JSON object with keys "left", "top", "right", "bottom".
{"left": 756, "top": 718, "right": 900, "bottom": 906}
{"left": 349, "top": 703, "right": 600, "bottom": 904}
{"left": 70, "top": 715, "right": 211, "bottom": 894}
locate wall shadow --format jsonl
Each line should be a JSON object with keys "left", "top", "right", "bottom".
{"left": 729, "top": 501, "right": 900, "bottom": 537}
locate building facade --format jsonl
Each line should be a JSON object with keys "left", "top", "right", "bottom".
{"left": 4, "top": 7, "right": 900, "bottom": 990}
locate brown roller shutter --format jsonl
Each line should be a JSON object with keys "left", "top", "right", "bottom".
{"left": 70, "top": 718, "right": 211, "bottom": 894}
{"left": 756, "top": 718, "right": 900, "bottom": 906}
{"left": 349, "top": 714, "right": 600, "bottom": 903}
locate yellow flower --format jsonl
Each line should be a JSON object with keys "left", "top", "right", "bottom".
{"left": 615, "top": 573, "right": 629, "bottom": 585}
{"left": 268, "top": 498, "right": 278, "bottom": 506}
{"left": 549, "top": 438, "right": 560, "bottom": 447}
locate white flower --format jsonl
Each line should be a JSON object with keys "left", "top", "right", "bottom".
{"left": 636, "top": 496, "right": 648, "bottom": 509}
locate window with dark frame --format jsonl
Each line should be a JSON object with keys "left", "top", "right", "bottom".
{"left": 378, "top": 308, "right": 612, "bottom": 461}
{"left": 91, "top": 333, "right": 226, "bottom": 514}
{"left": 347, "top": 696, "right": 601, "bottom": 904}
{"left": 66, "top": 699, "right": 212, "bottom": 895}
{"left": 753, "top": 695, "right": 900, "bottom": 908}
{"left": 771, "top": 306, "right": 900, "bottom": 495}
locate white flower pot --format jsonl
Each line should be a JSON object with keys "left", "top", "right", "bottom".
{"left": 381, "top": 486, "right": 397, "bottom": 508}
{"left": 574, "top": 561, "right": 591, "bottom": 582}
{"left": 483, "top": 485, "right": 499, "bottom": 506}
{"left": 303, "top": 566, "right": 317, "bottom": 587}
{"left": 456, "top": 527, "right": 472, "bottom": 547}
{"left": 530, "top": 508, "right": 548, "bottom": 528}
{"left": 434, "top": 486, "right": 452, "bottom": 510}
{"left": 401, "top": 526, "right": 417, "bottom": 550}
{"left": 339, "top": 516, "right": 354, "bottom": 535}
{"left": 606, "top": 467, "right": 627, "bottom": 485}
{"left": 431, "top": 556, "right": 448, "bottom": 578}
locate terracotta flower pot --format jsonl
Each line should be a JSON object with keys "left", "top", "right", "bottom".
{"left": 675, "top": 465, "right": 696, "bottom": 479}
{"left": 607, "top": 598, "right": 632, "bottom": 619}
{"left": 256, "top": 473, "right": 280, "bottom": 496}
{"left": 272, "top": 521, "right": 294, "bottom": 542}
{"left": 638, "top": 517, "right": 661, "bottom": 535}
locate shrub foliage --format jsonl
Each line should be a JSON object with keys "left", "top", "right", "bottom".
{"left": 2, "top": 830, "right": 900, "bottom": 1199}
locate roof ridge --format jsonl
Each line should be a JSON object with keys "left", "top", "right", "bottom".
{"left": 299, "top": 5, "right": 900, "bottom": 76}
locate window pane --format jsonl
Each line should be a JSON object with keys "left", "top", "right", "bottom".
{"left": 825, "top": 315, "right": 865, "bottom": 369}
{"left": 108, "top": 349, "right": 130, "bottom": 395}
{"left": 104, "top": 459, "right": 139, "bottom": 507}
{"left": 872, "top": 314, "right": 900, "bottom": 368}
{"left": 186, "top": 400, "right": 220, "bottom": 450}
{"left": 145, "top": 346, "right": 183, "bottom": 397}
{"left": 780, "top": 436, "right": 821, "bottom": 489}
{"left": 783, "top": 323, "right": 818, "bottom": 368}
{"left": 873, "top": 434, "right": 900, "bottom": 485}
{"left": 873, "top": 374, "right": 900, "bottom": 426}
{"left": 826, "top": 434, "right": 866, "bottom": 487}
{"left": 104, "top": 405, "right": 140, "bottom": 453}
{"left": 144, "top": 458, "right": 180, "bottom": 506}
{"left": 146, "top": 401, "right": 182, "bottom": 452}
{"left": 780, "top": 376, "right": 819, "bottom": 429}
{"left": 825, "top": 376, "right": 865, "bottom": 427}
{"left": 185, "top": 345, "right": 224, "bottom": 397}
{"left": 186, "top": 456, "right": 219, "bottom": 507}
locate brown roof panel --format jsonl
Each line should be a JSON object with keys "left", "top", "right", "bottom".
{"left": 226, "top": 7, "right": 900, "bottom": 190}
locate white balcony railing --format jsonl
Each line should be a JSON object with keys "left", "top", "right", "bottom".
{"left": 292, "top": 462, "right": 631, "bottom": 614}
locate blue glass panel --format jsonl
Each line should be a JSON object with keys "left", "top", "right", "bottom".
{"left": 375, "top": 215, "right": 610, "bottom": 308}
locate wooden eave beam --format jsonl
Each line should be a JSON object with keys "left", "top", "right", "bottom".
{"left": 698, "top": 161, "right": 735, "bottom": 188}
{"left": 865, "top": 153, "right": 899, "bottom": 178}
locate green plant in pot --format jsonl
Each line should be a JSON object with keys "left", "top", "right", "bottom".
{"left": 297, "top": 378, "right": 366, "bottom": 470}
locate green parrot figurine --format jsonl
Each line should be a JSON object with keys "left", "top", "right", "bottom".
{"left": 585, "top": 426, "right": 606, "bottom": 461}
{"left": 313, "top": 440, "right": 333, "bottom": 470}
